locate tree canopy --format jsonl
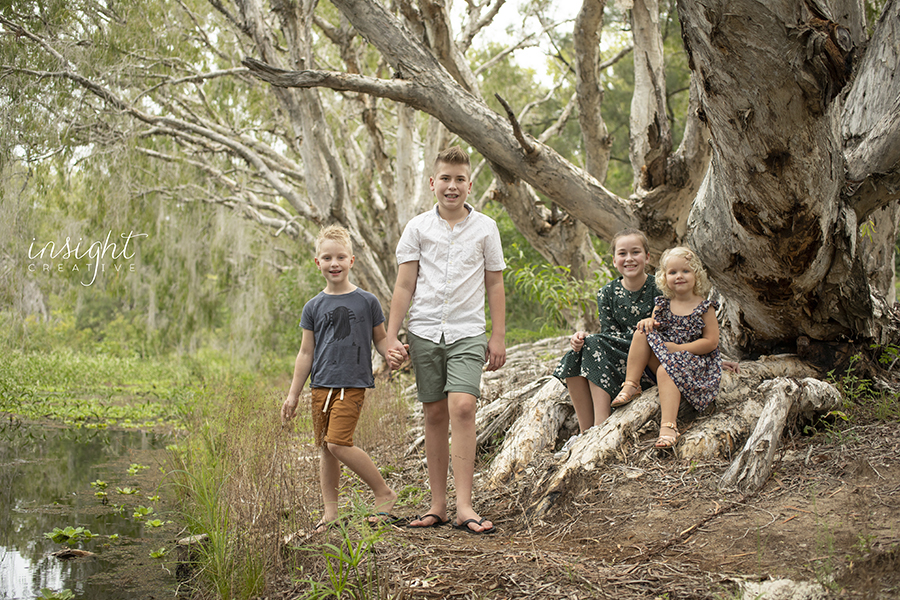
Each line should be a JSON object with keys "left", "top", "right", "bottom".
{"left": 2, "top": 0, "right": 899, "bottom": 358}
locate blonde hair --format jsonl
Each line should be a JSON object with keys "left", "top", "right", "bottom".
{"left": 433, "top": 145, "right": 470, "bottom": 175}
{"left": 315, "top": 224, "right": 353, "bottom": 256}
{"left": 610, "top": 228, "right": 650, "bottom": 256}
{"left": 655, "top": 246, "right": 711, "bottom": 299}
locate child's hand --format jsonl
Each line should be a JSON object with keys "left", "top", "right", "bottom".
{"left": 636, "top": 318, "right": 657, "bottom": 334}
{"left": 281, "top": 397, "right": 298, "bottom": 425}
{"left": 570, "top": 331, "right": 586, "bottom": 351}
{"left": 723, "top": 360, "right": 740, "bottom": 373}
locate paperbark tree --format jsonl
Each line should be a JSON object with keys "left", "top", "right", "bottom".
{"left": 3, "top": 0, "right": 620, "bottom": 320}
{"left": 242, "top": 0, "right": 900, "bottom": 356}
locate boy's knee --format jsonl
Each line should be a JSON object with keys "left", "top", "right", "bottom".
{"left": 326, "top": 441, "right": 352, "bottom": 455}
{"left": 448, "top": 394, "right": 477, "bottom": 422}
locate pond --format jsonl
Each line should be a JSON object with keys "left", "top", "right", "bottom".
{"left": 0, "top": 421, "right": 179, "bottom": 599}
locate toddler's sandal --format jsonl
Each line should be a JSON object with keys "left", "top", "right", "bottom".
{"left": 611, "top": 380, "right": 641, "bottom": 408}
{"left": 654, "top": 422, "right": 680, "bottom": 448}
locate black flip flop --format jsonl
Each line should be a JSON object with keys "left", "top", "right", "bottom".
{"left": 406, "top": 513, "right": 450, "bottom": 528}
{"left": 453, "top": 517, "right": 496, "bottom": 535}
{"left": 366, "top": 512, "right": 407, "bottom": 527}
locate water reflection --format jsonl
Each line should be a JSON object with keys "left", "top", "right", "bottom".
{"left": 0, "top": 422, "right": 175, "bottom": 599}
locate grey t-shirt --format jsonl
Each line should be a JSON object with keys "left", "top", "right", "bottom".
{"left": 300, "top": 288, "right": 385, "bottom": 389}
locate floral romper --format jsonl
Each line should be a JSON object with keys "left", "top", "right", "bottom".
{"left": 553, "top": 277, "right": 660, "bottom": 398}
{"left": 646, "top": 297, "right": 722, "bottom": 411}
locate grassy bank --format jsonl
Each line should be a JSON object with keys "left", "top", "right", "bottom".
{"left": 166, "top": 369, "right": 414, "bottom": 599}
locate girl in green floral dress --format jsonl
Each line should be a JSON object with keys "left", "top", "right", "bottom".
{"left": 552, "top": 229, "right": 658, "bottom": 455}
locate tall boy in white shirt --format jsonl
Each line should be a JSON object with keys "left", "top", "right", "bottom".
{"left": 386, "top": 145, "right": 506, "bottom": 535}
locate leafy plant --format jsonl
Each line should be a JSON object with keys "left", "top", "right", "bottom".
{"left": 37, "top": 589, "right": 75, "bottom": 600}
{"left": 116, "top": 486, "right": 140, "bottom": 495}
{"left": 150, "top": 547, "right": 168, "bottom": 559}
{"left": 89, "top": 479, "right": 108, "bottom": 489}
{"left": 133, "top": 506, "right": 154, "bottom": 520}
{"left": 295, "top": 518, "right": 388, "bottom": 600}
{"left": 44, "top": 526, "right": 98, "bottom": 546}
{"left": 127, "top": 463, "right": 149, "bottom": 475}
{"left": 506, "top": 250, "right": 609, "bottom": 330}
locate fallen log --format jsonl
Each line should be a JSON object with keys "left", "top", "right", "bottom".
{"left": 485, "top": 377, "right": 571, "bottom": 487}
{"left": 528, "top": 391, "right": 660, "bottom": 515}
{"left": 720, "top": 377, "right": 842, "bottom": 492}
{"left": 677, "top": 355, "right": 821, "bottom": 460}
{"left": 515, "top": 355, "right": 833, "bottom": 516}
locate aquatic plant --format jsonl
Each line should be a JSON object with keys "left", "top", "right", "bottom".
{"left": 37, "top": 589, "right": 75, "bottom": 600}
{"left": 133, "top": 506, "right": 154, "bottom": 520}
{"left": 127, "top": 463, "right": 149, "bottom": 475}
{"left": 44, "top": 526, "right": 98, "bottom": 546}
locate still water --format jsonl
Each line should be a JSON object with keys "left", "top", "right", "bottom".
{"left": 0, "top": 421, "right": 177, "bottom": 599}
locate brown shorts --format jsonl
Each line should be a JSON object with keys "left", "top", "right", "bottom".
{"left": 310, "top": 387, "right": 366, "bottom": 447}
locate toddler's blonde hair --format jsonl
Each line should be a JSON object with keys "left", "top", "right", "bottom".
{"left": 655, "top": 246, "right": 711, "bottom": 299}
{"left": 315, "top": 224, "right": 353, "bottom": 256}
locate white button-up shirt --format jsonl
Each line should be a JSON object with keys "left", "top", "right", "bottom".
{"left": 396, "top": 204, "right": 506, "bottom": 344}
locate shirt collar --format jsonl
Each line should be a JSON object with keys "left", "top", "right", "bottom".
{"left": 432, "top": 202, "right": 474, "bottom": 222}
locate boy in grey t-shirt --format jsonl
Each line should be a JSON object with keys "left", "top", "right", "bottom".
{"left": 282, "top": 225, "right": 397, "bottom": 531}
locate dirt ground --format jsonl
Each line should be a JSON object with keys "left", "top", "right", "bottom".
{"left": 279, "top": 409, "right": 900, "bottom": 600}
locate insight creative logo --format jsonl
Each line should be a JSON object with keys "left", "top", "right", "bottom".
{"left": 27, "top": 231, "right": 148, "bottom": 286}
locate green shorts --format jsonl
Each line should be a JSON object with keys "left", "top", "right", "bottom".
{"left": 408, "top": 332, "right": 487, "bottom": 403}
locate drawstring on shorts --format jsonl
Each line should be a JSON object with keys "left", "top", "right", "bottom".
{"left": 322, "top": 388, "right": 345, "bottom": 413}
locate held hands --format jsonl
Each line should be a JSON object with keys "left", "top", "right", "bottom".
{"left": 570, "top": 331, "right": 586, "bottom": 351}
{"left": 387, "top": 344, "right": 410, "bottom": 370}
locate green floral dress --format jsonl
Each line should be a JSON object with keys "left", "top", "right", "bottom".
{"left": 552, "top": 276, "right": 660, "bottom": 398}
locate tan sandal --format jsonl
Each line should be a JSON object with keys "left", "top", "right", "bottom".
{"left": 655, "top": 422, "right": 680, "bottom": 448}
{"left": 611, "top": 380, "right": 641, "bottom": 408}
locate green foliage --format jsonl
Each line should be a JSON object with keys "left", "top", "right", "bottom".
{"left": 505, "top": 247, "right": 610, "bottom": 329}
{"left": 813, "top": 353, "right": 900, "bottom": 442}
{"left": 149, "top": 547, "right": 168, "bottom": 559}
{"left": 37, "top": 589, "right": 75, "bottom": 600}
{"left": 43, "top": 526, "right": 98, "bottom": 546}
{"left": 133, "top": 506, "right": 154, "bottom": 520}
{"left": 0, "top": 347, "right": 200, "bottom": 427}
{"left": 295, "top": 518, "right": 388, "bottom": 600}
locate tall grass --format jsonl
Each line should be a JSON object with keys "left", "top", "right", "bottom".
{"left": 168, "top": 371, "right": 411, "bottom": 599}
